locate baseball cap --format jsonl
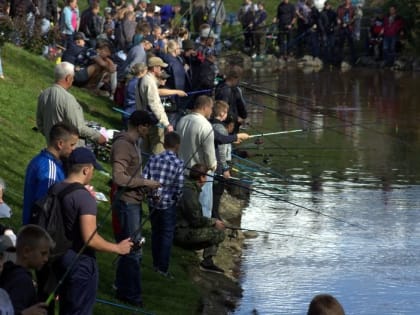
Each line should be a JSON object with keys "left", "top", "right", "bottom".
{"left": 129, "top": 110, "right": 154, "bottom": 126}
{"left": 148, "top": 56, "right": 168, "bottom": 68}
{"left": 182, "top": 39, "right": 195, "bottom": 51}
{"left": 68, "top": 147, "right": 103, "bottom": 170}
{"left": 74, "top": 32, "right": 88, "bottom": 41}
{"left": 144, "top": 35, "right": 154, "bottom": 44}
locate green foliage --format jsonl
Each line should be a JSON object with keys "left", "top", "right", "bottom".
{"left": 0, "top": 44, "right": 201, "bottom": 315}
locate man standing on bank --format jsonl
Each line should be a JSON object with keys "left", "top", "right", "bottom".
{"left": 111, "top": 110, "right": 161, "bottom": 306}
{"left": 137, "top": 57, "right": 174, "bottom": 155}
{"left": 54, "top": 147, "right": 132, "bottom": 314}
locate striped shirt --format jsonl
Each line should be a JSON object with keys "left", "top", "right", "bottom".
{"left": 142, "top": 150, "right": 184, "bottom": 210}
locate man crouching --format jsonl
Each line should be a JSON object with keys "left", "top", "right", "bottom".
{"left": 175, "top": 164, "right": 225, "bottom": 274}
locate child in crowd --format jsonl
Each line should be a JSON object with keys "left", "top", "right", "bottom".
{"left": 142, "top": 132, "right": 184, "bottom": 278}
{"left": 0, "top": 225, "right": 52, "bottom": 315}
{"left": 212, "top": 101, "right": 249, "bottom": 219}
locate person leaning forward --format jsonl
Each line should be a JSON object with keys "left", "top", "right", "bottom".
{"left": 36, "top": 62, "right": 107, "bottom": 147}
{"left": 136, "top": 56, "right": 174, "bottom": 155}
{"left": 174, "top": 163, "right": 225, "bottom": 274}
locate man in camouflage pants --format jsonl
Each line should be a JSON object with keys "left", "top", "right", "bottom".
{"left": 174, "top": 164, "right": 226, "bottom": 273}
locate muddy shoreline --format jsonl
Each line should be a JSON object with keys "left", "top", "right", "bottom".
{"left": 190, "top": 193, "right": 252, "bottom": 314}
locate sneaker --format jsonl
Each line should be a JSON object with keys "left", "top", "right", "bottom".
{"left": 200, "top": 261, "right": 224, "bottom": 274}
{"left": 115, "top": 293, "right": 143, "bottom": 308}
{"left": 157, "top": 269, "right": 175, "bottom": 280}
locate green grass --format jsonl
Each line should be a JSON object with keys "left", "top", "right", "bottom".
{"left": 0, "top": 43, "right": 201, "bottom": 315}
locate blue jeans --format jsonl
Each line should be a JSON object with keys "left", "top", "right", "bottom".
{"left": 113, "top": 200, "right": 143, "bottom": 304}
{"left": 199, "top": 173, "right": 214, "bottom": 218}
{"left": 150, "top": 205, "right": 177, "bottom": 273}
{"left": 58, "top": 250, "right": 98, "bottom": 315}
{"left": 383, "top": 35, "right": 397, "bottom": 65}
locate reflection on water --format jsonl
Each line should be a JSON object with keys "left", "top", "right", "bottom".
{"left": 234, "top": 68, "right": 420, "bottom": 314}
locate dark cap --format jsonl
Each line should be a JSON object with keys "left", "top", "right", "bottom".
{"left": 68, "top": 147, "right": 103, "bottom": 170}
{"left": 144, "top": 35, "right": 155, "bottom": 44}
{"left": 182, "top": 39, "right": 195, "bottom": 51}
{"left": 129, "top": 110, "right": 154, "bottom": 126}
{"left": 74, "top": 32, "right": 88, "bottom": 41}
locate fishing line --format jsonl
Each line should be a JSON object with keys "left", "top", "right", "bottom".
{"left": 226, "top": 226, "right": 324, "bottom": 242}
{"left": 96, "top": 298, "right": 154, "bottom": 315}
{"left": 209, "top": 172, "right": 366, "bottom": 230}
{"left": 240, "top": 82, "right": 412, "bottom": 147}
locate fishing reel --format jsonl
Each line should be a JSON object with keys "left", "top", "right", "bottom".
{"left": 254, "top": 137, "right": 264, "bottom": 145}
{"left": 131, "top": 237, "right": 146, "bottom": 252}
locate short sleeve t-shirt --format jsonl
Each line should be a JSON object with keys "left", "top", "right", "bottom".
{"left": 55, "top": 182, "right": 97, "bottom": 256}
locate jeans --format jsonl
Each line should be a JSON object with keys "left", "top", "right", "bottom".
{"left": 209, "top": 22, "right": 223, "bottom": 54}
{"left": 383, "top": 35, "right": 397, "bottom": 66}
{"left": 337, "top": 27, "right": 356, "bottom": 65}
{"left": 58, "top": 250, "right": 98, "bottom": 315}
{"left": 150, "top": 205, "right": 177, "bottom": 273}
{"left": 199, "top": 173, "right": 214, "bottom": 218}
{"left": 113, "top": 200, "right": 143, "bottom": 304}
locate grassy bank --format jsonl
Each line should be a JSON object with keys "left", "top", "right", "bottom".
{"left": 0, "top": 43, "right": 201, "bottom": 314}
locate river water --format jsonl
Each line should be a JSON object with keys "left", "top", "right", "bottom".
{"left": 233, "top": 67, "right": 420, "bottom": 315}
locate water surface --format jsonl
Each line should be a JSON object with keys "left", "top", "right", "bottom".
{"left": 234, "top": 68, "right": 420, "bottom": 314}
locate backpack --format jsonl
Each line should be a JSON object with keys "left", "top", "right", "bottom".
{"left": 30, "top": 182, "right": 85, "bottom": 260}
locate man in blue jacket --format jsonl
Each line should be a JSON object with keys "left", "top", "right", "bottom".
{"left": 22, "top": 122, "right": 79, "bottom": 225}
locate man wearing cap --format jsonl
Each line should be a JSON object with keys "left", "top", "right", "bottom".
{"left": 181, "top": 39, "right": 201, "bottom": 92}
{"left": 61, "top": 32, "right": 89, "bottom": 65}
{"left": 53, "top": 147, "right": 132, "bottom": 314}
{"left": 37, "top": 62, "right": 107, "bottom": 147}
{"left": 111, "top": 110, "right": 161, "bottom": 306}
{"left": 137, "top": 56, "right": 173, "bottom": 154}
{"left": 196, "top": 29, "right": 218, "bottom": 91}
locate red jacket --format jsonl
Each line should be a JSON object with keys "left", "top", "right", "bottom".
{"left": 383, "top": 14, "right": 404, "bottom": 37}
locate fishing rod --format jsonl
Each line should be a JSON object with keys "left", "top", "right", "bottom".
{"left": 209, "top": 172, "right": 365, "bottom": 230}
{"left": 96, "top": 298, "right": 154, "bottom": 315}
{"left": 226, "top": 226, "right": 322, "bottom": 241}
{"left": 241, "top": 82, "right": 412, "bottom": 147}
{"left": 45, "top": 148, "right": 149, "bottom": 306}
{"left": 249, "top": 129, "right": 304, "bottom": 138}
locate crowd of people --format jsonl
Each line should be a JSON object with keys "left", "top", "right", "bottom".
{"left": 0, "top": 54, "right": 250, "bottom": 312}
{"left": 0, "top": 0, "right": 382, "bottom": 313}
{"left": 270, "top": 0, "right": 405, "bottom": 66}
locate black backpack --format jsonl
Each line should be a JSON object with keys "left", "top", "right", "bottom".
{"left": 30, "top": 182, "right": 85, "bottom": 259}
